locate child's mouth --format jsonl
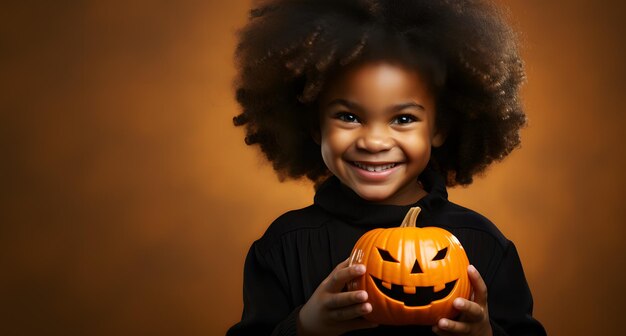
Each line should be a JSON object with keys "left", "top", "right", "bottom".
{"left": 352, "top": 161, "right": 397, "bottom": 172}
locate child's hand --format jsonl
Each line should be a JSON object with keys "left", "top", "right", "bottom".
{"left": 298, "top": 258, "right": 378, "bottom": 336}
{"left": 432, "top": 265, "right": 493, "bottom": 336}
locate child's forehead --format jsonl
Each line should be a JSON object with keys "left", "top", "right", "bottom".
{"left": 333, "top": 61, "right": 417, "bottom": 85}
{"left": 320, "top": 60, "right": 435, "bottom": 98}
{"left": 315, "top": 62, "right": 437, "bottom": 119}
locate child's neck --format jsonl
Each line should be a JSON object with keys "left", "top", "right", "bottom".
{"left": 380, "top": 181, "right": 428, "bottom": 206}
{"left": 341, "top": 179, "right": 428, "bottom": 206}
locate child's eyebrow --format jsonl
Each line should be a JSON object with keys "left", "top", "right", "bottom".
{"left": 324, "top": 99, "right": 425, "bottom": 113}
{"left": 393, "top": 102, "right": 425, "bottom": 112}
{"left": 323, "top": 98, "right": 358, "bottom": 110}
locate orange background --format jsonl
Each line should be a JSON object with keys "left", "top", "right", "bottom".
{"left": 1, "top": 0, "right": 625, "bottom": 335}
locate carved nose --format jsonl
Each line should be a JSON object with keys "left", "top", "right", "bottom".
{"left": 411, "top": 260, "right": 423, "bottom": 274}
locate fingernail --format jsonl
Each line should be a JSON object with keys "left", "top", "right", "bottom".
{"left": 468, "top": 265, "right": 476, "bottom": 273}
{"left": 356, "top": 291, "right": 367, "bottom": 301}
{"left": 454, "top": 298, "right": 464, "bottom": 308}
{"left": 354, "top": 264, "right": 366, "bottom": 274}
{"left": 362, "top": 303, "right": 372, "bottom": 313}
{"left": 439, "top": 319, "right": 449, "bottom": 328}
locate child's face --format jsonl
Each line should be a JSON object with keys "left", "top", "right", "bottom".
{"left": 317, "top": 61, "right": 445, "bottom": 205}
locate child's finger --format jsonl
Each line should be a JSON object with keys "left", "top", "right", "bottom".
{"left": 328, "top": 302, "right": 372, "bottom": 322}
{"left": 436, "top": 318, "right": 471, "bottom": 334}
{"left": 323, "top": 290, "right": 368, "bottom": 309}
{"left": 324, "top": 262, "right": 366, "bottom": 293}
{"left": 453, "top": 297, "right": 486, "bottom": 323}
{"left": 431, "top": 325, "right": 455, "bottom": 336}
{"left": 468, "top": 264, "right": 488, "bottom": 307}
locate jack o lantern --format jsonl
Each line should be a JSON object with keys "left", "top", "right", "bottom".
{"left": 348, "top": 207, "right": 470, "bottom": 325}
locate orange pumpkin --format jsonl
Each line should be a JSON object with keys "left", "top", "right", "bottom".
{"left": 348, "top": 207, "right": 471, "bottom": 325}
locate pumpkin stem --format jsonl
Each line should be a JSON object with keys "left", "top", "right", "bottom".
{"left": 400, "top": 207, "right": 421, "bottom": 228}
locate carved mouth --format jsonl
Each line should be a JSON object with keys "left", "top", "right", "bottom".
{"left": 370, "top": 275, "right": 457, "bottom": 307}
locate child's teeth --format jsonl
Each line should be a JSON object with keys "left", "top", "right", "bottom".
{"left": 354, "top": 162, "right": 396, "bottom": 171}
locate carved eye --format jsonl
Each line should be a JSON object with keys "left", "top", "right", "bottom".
{"left": 377, "top": 248, "right": 399, "bottom": 263}
{"left": 432, "top": 247, "right": 448, "bottom": 261}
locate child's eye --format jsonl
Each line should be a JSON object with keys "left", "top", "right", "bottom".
{"left": 392, "top": 114, "right": 418, "bottom": 124}
{"left": 335, "top": 112, "right": 360, "bottom": 123}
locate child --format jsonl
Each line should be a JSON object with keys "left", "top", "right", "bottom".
{"left": 228, "top": 0, "right": 546, "bottom": 335}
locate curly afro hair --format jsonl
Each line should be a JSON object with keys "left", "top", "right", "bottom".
{"left": 233, "top": 0, "right": 526, "bottom": 186}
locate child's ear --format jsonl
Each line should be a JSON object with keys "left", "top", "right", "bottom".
{"left": 432, "top": 128, "right": 447, "bottom": 148}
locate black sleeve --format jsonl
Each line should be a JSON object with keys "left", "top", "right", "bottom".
{"left": 488, "top": 242, "right": 547, "bottom": 336}
{"left": 226, "top": 241, "right": 299, "bottom": 336}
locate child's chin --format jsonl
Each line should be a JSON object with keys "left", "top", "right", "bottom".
{"left": 354, "top": 187, "right": 396, "bottom": 204}
{"left": 353, "top": 183, "right": 421, "bottom": 206}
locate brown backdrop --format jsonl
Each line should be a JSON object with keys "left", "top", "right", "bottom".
{"left": 1, "top": 0, "right": 625, "bottom": 335}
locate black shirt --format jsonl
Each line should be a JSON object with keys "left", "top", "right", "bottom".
{"left": 227, "top": 169, "right": 546, "bottom": 335}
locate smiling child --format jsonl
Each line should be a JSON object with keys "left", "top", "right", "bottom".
{"left": 227, "top": 0, "right": 546, "bottom": 335}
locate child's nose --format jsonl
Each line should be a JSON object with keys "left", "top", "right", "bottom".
{"left": 355, "top": 126, "right": 393, "bottom": 153}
